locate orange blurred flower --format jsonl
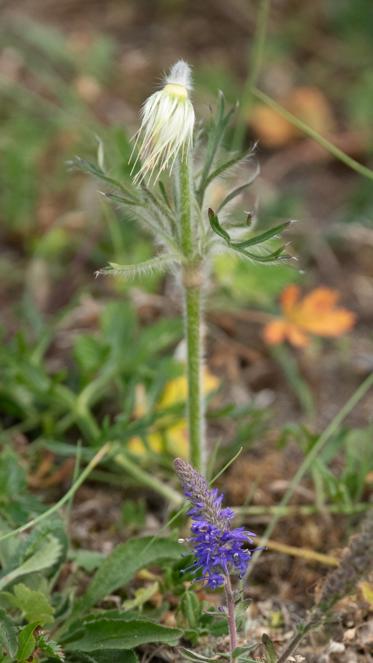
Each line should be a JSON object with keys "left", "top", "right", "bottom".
{"left": 263, "top": 285, "right": 356, "bottom": 348}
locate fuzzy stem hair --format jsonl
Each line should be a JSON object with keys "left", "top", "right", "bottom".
{"left": 178, "top": 153, "right": 206, "bottom": 474}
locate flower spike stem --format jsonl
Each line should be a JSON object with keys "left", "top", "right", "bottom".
{"left": 224, "top": 573, "right": 238, "bottom": 660}
{"left": 178, "top": 153, "right": 205, "bottom": 474}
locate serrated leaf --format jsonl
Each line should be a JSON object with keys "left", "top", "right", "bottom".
{"left": 0, "top": 535, "right": 61, "bottom": 590}
{"left": 64, "top": 619, "right": 182, "bottom": 652}
{"left": 37, "top": 634, "right": 65, "bottom": 661}
{"left": 9, "top": 583, "right": 54, "bottom": 625}
{"left": 16, "top": 622, "right": 39, "bottom": 662}
{"left": 71, "top": 537, "right": 183, "bottom": 616}
{"left": 0, "top": 608, "right": 17, "bottom": 657}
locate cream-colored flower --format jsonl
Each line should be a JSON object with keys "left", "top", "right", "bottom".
{"left": 131, "top": 60, "right": 195, "bottom": 184}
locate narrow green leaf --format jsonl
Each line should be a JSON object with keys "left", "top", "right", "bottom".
{"left": 0, "top": 535, "right": 61, "bottom": 590}
{"left": 16, "top": 622, "right": 39, "bottom": 662}
{"left": 262, "top": 633, "right": 278, "bottom": 663}
{"left": 97, "top": 255, "right": 179, "bottom": 279}
{"left": 64, "top": 619, "right": 182, "bottom": 652}
{"left": 197, "top": 93, "right": 237, "bottom": 202}
{"left": 0, "top": 608, "right": 17, "bottom": 657}
{"left": 158, "top": 181, "right": 172, "bottom": 210}
{"left": 218, "top": 170, "right": 259, "bottom": 212}
{"left": 71, "top": 537, "right": 183, "bottom": 615}
{"left": 230, "top": 221, "right": 291, "bottom": 249}
{"left": 217, "top": 166, "right": 259, "bottom": 212}
{"left": 68, "top": 157, "right": 136, "bottom": 201}
{"left": 204, "top": 149, "right": 249, "bottom": 188}
{"left": 237, "top": 245, "right": 288, "bottom": 263}
{"left": 208, "top": 208, "right": 230, "bottom": 242}
{"left": 179, "top": 591, "right": 201, "bottom": 629}
{"left": 102, "top": 191, "right": 138, "bottom": 207}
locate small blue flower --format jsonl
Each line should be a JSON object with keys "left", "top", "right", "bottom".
{"left": 174, "top": 458, "right": 259, "bottom": 589}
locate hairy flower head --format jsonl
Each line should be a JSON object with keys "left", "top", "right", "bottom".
{"left": 131, "top": 61, "right": 195, "bottom": 184}
{"left": 174, "top": 458, "right": 259, "bottom": 589}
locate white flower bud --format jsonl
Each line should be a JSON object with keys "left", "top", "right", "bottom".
{"left": 131, "top": 60, "right": 195, "bottom": 184}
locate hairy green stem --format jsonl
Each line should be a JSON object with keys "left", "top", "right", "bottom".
{"left": 179, "top": 154, "right": 206, "bottom": 474}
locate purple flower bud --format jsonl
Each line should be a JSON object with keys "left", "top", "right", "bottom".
{"left": 174, "top": 458, "right": 259, "bottom": 589}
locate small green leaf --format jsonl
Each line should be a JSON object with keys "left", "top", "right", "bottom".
{"left": 0, "top": 535, "right": 62, "bottom": 590}
{"left": 122, "top": 581, "right": 159, "bottom": 611}
{"left": 69, "top": 549, "right": 105, "bottom": 573}
{"left": 9, "top": 583, "right": 54, "bottom": 625}
{"left": 208, "top": 208, "right": 230, "bottom": 242}
{"left": 179, "top": 590, "right": 202, "bottom": 629}
{"left": 0, "top": 608, "right": 17, "bottom": 657}
{"left": 16, "top": 622, "right": 39, "bottom": 662}
{"left": 64, "top": 619, "right": 182, "bottom": 652}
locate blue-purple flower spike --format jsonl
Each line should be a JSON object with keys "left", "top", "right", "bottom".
{"left": 174, "top": 457, "right": 258, "bottom": 589}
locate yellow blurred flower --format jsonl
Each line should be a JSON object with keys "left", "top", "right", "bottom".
{"left": 128, "top": 369, "right": 219, "bottom": 458}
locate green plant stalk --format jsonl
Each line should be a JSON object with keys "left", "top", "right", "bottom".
{"left": 252, "top": 87, "right": 373, "bottom": 182}
{"left": 179, "top": 153, "right": 205, "bottom": 475}
{"left": 233, "top": 0, "right": 271, "bottom": 148}
{"left": 115, "top": 451, "right": 182, "bottom": 506}
{"left": 245, "top": 372, "right": 373, "bottom": 579}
